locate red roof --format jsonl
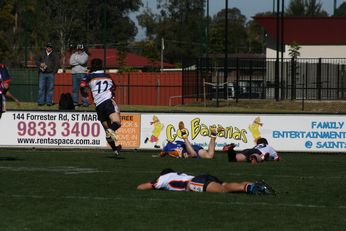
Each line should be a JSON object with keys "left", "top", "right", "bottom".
{"left": 254, "top": 16, "right": 346, "bottom": 45}
{"left": 65, "top": 48, "right": 175, "bottom": 68}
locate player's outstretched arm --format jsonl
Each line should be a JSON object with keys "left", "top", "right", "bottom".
{"left": 137, "top": 182, "right": 154, "bottom": 190}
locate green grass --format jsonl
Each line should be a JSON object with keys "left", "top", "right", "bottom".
{"left": 1, "top": 149, "right": 346, "bottom": 230}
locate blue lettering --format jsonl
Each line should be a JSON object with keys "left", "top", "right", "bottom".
{"left": 312, "top": 121, "right": 344, "bottom": 129}
{"left": 316, "top": 141, "right": 346, "bottom": 149}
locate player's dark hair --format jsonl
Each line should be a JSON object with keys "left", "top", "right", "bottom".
{"left": 256, "top": 137, "right": 268, "bottom": 145}
{"left": 90, "top": 58, "right": 103, "bottom": 72}
{"left": 160, "top": 168, "right": 175, "bottom": 176}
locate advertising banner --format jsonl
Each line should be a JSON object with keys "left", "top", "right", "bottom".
{"left": 140, "top": 113, "right": 346, "bottom": 152}
{"left": 0, "top": 111, "right": 140, "bottom": 149}
{"left": 1, "top": 111, "right": 345, "bottom": 152}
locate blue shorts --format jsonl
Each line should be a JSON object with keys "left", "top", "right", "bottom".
{"left": 163, "top": 141, "right": 203, "bottom": 158}
{"left": 95, "top": 99, "right": 119, "bottom": 122}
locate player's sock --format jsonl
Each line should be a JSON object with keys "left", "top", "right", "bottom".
{"left": 210, "top": 125, "right": 217, "bottom": 137}
{"left": 106, "top": 137, "right": 121, "bottom": 154}
{"left": 244, "top": 183, "right": 255, "bottom": 194}
{"left": 227, "top": 149, "right": 237, "bottom": 162}
{"left": 110, "top": 121, "right": 121, "bottom": 131}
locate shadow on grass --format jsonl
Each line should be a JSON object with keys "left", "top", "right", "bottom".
{"left": 105, "top": 156, "right": 126, "bottom": 160}
{"left": 0, "top": 156, "right": 22, "bottom": 161}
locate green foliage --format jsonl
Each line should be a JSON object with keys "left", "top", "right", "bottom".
{"left": 286, "top": 0, "right": 328, "bottom": 16}
{"left": 334, "top": 2, "right": 346, "bottom": 16}
{"left": 137, "top": 0, "right": 205, "bottom": 64}
{"left": 209, "top": 8, "right": 248, "bottom": 54}
{"left": 0, "top": 0, "right": 15, "bottom": 63}
{"left": 0, "top": 0, "right": 142, "bottom": 66}
{"left": 288, "top": 41, "right": 301, "bottom": 59}
{"left": 246, "top": 12, "right": 274, "bottom": 54}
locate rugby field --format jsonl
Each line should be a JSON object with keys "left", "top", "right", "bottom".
{"left": 0, "top": 149, "right": 345, "bottom": 230}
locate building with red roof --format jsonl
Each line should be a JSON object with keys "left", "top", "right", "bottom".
{"left": 254, "top": 16, "right": 346, "bottom": 58}
{"left": 64, "top": 48, "right": 175, "bottom": 71}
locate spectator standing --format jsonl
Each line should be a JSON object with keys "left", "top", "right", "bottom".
{"left": 69, "top": 44, "right": 89, "bottom": 107}
{"left": 35, "top": 42, "right": 59, "bottom": 106}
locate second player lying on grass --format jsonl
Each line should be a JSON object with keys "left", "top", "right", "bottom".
{"left": 223, "top": 137, "right": 280, "bottom": 164}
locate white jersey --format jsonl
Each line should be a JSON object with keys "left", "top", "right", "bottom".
{"left": 255, "top": 143, "right": 279, "bottom": 161}
{"left": 153, "top": 172, "right": 194, "bottom": 191}
{"left": 82, "top": 70, "right": 114, "bottom": 106}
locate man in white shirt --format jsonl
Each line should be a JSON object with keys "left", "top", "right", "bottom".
{"left": 69, "top": 44, "right": 89, "bottom": 107}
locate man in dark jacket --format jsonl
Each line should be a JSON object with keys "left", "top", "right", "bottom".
{"left": 35, "top": 42, "right": 59, "bottom": 106}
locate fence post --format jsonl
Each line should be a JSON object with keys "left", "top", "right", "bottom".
{"left": 157, "top": 78, "right": 160, "bottom": 105}
{"left": 127, "top": 73, "right": 130, "bottom": 105}
{"left": 342, "top": 65, "right": 345, "bottom": 99}
{"left": 290, "top": 57, "right": 296, "bottom": 100}
{"left": 317, "top": 58, "right": 322, "bottom": 100}
{"left": 249, "top": 59, "right": 253, "bottom": 98}
{"left": 235, "top": 57, "right": 239, "bottom": 103}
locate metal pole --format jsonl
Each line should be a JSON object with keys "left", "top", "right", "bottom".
{"left": 280, "top": 0, "right": 284, "bottom": 100}
{"left": 223, "top": 0, "right": 229, "bottom": 104}
{"left": 206, "top": 0, "right": 209, "bottom": 58}
{"left": 334, "top": 0, "right": 337, "bottom": 15}
{"left": 103, "top": 0, "right": 107, "bottom": 71}
{"left": 275, "top": 0, "right": 280, "bottom": 101}
{"left": 161, "top": 37, "right": 164, "bottom": 72}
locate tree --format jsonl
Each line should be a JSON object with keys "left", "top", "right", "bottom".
{"left": 208, "top": 8, "right": 248, "bottom": 54}
{"left": 286, "top": 0, "right": 328, "bottom": 16}
{"left": 334, "top": 2, "right": 346, "bottom": 16}
{"left": 137, "top": 0, "right": 205, "bottom": 65}
{"left": 288, "top": 41, "right": 301, "bottom": 59}
{"left": 246, "top": 12, "right": 274, "bottom": 54}
{"left": 0, "top": 0, "right": 16, "bottom": 63}
{"left": 0, "top": 0, "right": 142, "bottom": 67}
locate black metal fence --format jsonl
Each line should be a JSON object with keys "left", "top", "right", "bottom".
{"left": 183, "top": 57, "right": 346, "bottom": 103}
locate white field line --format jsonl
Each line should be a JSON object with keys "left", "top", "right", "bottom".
{"left": 0, "top": 166, "right": 110, "bottom": 174}
{"left": 2, "top": 194, "right": 346, "bottom": 210}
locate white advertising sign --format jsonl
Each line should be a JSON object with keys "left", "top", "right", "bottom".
{"left": 0, "top": 111, "right": 106, "bottom": 148}
{"left": 140, "top": 113, "right": 346, "bottom": 152}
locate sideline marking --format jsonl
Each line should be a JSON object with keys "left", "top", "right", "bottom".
{"left": 3, "top": 194, "right": 346, "bottom": 210}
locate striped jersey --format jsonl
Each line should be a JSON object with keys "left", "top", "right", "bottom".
{"left": 152, "top": 172, "right": 194, "bottom": 191}
{"left": 81, "top": 70, "right": 114, "bottom": 106}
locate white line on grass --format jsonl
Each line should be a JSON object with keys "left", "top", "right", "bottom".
{"left": 4, "top": 194, "right": 346, "bottom": 210}
{"left": 0, "top": 166, "right": 110, "bottom": 174}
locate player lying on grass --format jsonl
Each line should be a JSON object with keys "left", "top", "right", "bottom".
{"left": 137, "top": 168, "right": 275, "bottom": 195}
{"left": 223, "top": 137, "right": 280, "bottom": 164}
{"left": 158, "top": 121, "right": 223, "bottom": 159}
{"left": 80, "top": 58, "right": 122, "bottom": 156}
